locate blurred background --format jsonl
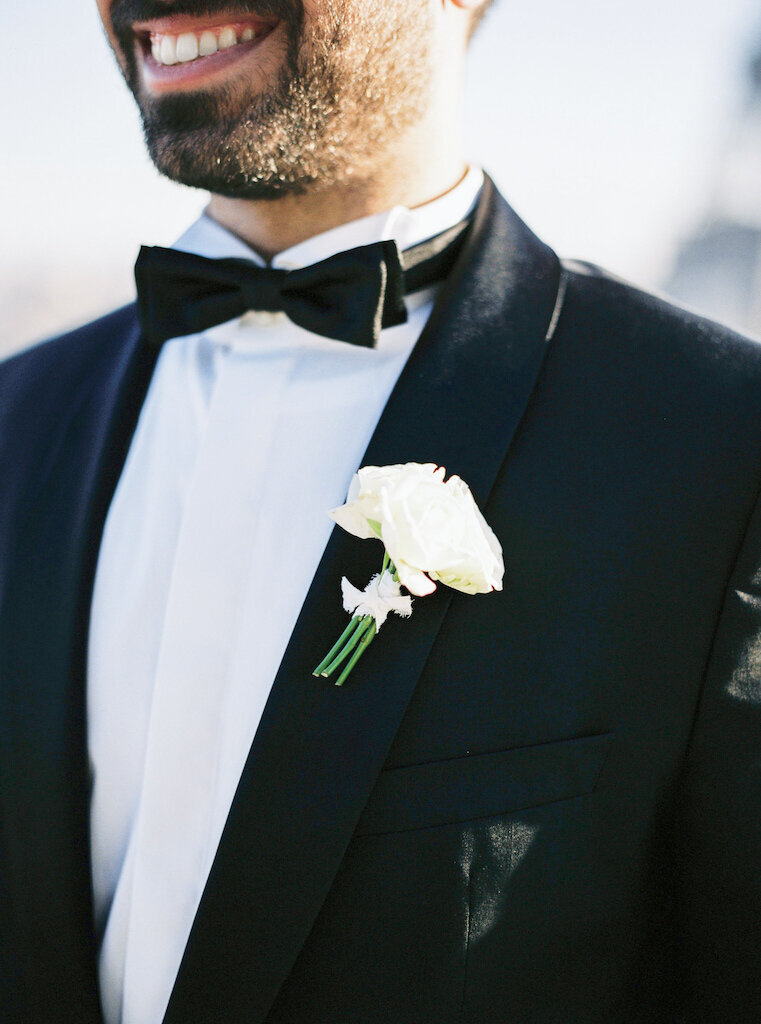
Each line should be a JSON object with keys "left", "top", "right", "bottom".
{"left": 3, "top": 0, "right": 761, "bottom": 357}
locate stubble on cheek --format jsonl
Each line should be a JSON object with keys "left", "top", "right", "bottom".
{"left": 106, "top": 0, "right": 435, "bottom": 199}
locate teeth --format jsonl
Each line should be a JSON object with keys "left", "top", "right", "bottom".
{"left": 175, "top": 32, "right": 199, "bottom": 62}
{"left": 198, "top": 30, "right": 218, "bottom": 56}
{"left": 150, "top": 24, "right": 259, "bottom": 66}
{"left": 159, "top": 35, "right": 177, "bottom": 65}
{"left": 218, "top": 26, "right": 237, "bottom": 49}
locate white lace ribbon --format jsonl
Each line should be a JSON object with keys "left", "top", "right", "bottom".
{"left": 340, "top": 569, "right": 413, "bottom": 631}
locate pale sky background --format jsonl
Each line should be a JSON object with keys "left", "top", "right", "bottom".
{"left": 2, "top": 0, "right": 761, "bottom": 353}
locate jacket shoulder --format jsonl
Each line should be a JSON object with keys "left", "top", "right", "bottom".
{"left": 560, "top": 258, "right": 761, "bottom": 372}
{"left": 0, "top": 303, "right": 142, "bottom": 492}
{"left": 0, "top": 303, "right": 140, "bottom": 406}
{"left": 556, "top": 258, "right": 761, "bottom": 432}
{"left": 540, "top": 257, "right": 761, "bottom": 520}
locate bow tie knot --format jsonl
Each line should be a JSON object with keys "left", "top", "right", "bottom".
{"left": 135, "top": 220, "right": 471, "bottom": 349}
{"left": 239, "top": 266, "right": 287, "bottom": 313}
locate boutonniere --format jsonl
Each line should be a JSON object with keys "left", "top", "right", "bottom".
{"left": 314, "top": 463, "right": 504, "bottom": 686}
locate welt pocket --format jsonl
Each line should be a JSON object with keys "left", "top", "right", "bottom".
{"left": 354, "top": 732, "right": 613, "bottom": 836}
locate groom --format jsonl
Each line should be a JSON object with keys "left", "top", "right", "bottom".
{"left": 3, "top": 0, "right": 761, "bottom": 1021}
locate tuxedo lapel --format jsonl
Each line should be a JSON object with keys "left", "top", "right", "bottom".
{"left": 165, "top": 179, "right": 565, "bottom": 1024}
{"left": 0, "top": 315, "right": 157, "bottom": 1023}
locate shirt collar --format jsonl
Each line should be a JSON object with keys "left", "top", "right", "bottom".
{"left": 173, "top": 166, "right": 484, "bottom": 268}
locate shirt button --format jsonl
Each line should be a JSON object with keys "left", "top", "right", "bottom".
{"left": 240, "top": 309, "right": 284, "bottom": 328}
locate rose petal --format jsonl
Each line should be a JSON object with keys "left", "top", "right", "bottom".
{"left": 328, "top": 502, "right": 378, "bottom": 540}
{"left": 395, "top": 561, "right": 437, "bottom": 597}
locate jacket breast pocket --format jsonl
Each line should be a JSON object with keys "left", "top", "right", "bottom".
{"left": 354, "top": 731, "right": 613, "bottom": 836}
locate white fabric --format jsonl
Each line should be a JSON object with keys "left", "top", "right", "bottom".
{"left": 340, "top": 570, "right": 413, "bottom": 630}
{"left": 87, "top": 165, "right": 483, "bottom": 1024}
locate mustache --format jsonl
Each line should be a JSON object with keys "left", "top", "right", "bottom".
{"left": 110, "top": 0, "right": 301, "bottom": 34}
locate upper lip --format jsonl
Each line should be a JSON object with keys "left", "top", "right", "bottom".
{"left": 131, "top": 12, "right": 278, "bottom": 35}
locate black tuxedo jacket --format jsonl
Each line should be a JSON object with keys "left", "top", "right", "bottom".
{"left": 3, "top": 179, "right": 761, "bottom": 1023}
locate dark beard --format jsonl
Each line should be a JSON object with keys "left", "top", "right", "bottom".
{"left": 110, "top": 0, "right": 324, "bottom": 199}
{"left": 107, "top": 0, "right": 434, "bottom": 200}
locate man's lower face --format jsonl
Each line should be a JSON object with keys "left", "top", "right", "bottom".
{"left": 100, "top": 0, "right": 434, "bottom": 199}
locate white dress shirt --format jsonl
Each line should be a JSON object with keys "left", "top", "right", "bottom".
{"left": 87, "top": 165, "right": 483, "bottom": 1024}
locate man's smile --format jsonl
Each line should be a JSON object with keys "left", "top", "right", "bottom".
{"left": 131, "top": 12, "right": 282, "bottom": 91}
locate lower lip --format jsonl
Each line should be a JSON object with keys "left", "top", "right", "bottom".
{"left": 139, "top": 26, "right": 278, "bottom": 92}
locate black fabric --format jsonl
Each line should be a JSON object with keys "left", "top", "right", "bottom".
{"left": 0, "top": 305, "right": 157, "bottom": 1024}
{"left": 134, "top": 218, "right": 471, "bottom": 349}
{"left": 3, "top": 179, "right": 761, "bottom": 1022}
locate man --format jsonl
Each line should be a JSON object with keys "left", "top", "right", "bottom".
{"left": 3, "top": 0, "right": 761, "bottom": 1020}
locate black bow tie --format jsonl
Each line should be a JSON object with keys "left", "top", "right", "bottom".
{"left": 134, "top": 218, "right": 471, "bottom": 349}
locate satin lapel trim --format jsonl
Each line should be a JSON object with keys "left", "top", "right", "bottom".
{"left": 165, "top": 179, "right": 564, "bottom": 1024}
{"left": 0, "top": 315, "right": 156, "bottom": 1023}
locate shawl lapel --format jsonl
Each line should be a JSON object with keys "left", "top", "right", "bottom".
{"left": 164, "top": 179, "right": 565, "bottom": 1024}
{"left": 0, "top": 315, "right": 158, "bottom": 1023}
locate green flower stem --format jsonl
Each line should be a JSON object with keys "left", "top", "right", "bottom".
{"left": 314, "top": 549, "right": 400, "bottom": 686}
{"left": 384, "top": 553, "right": 399, "bottom": 583}
{"left": 313, "top": 616, "right": 360, "bottom": 676}
{"left": 335, "top": 620, "right": 377, "bottom": 686}
{"left": 320, "top": 614, "right": 373, "bottom": 677}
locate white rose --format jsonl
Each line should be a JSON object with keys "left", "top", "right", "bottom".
{"left": 330, "top": 463, "right": 504, "bottom": 597}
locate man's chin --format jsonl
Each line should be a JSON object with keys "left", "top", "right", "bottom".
{"left": 134, "top": 41, "right": 344, "bottom": 200}
{"left": 142, "top": 120, "right": 315, "bottom": 200}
